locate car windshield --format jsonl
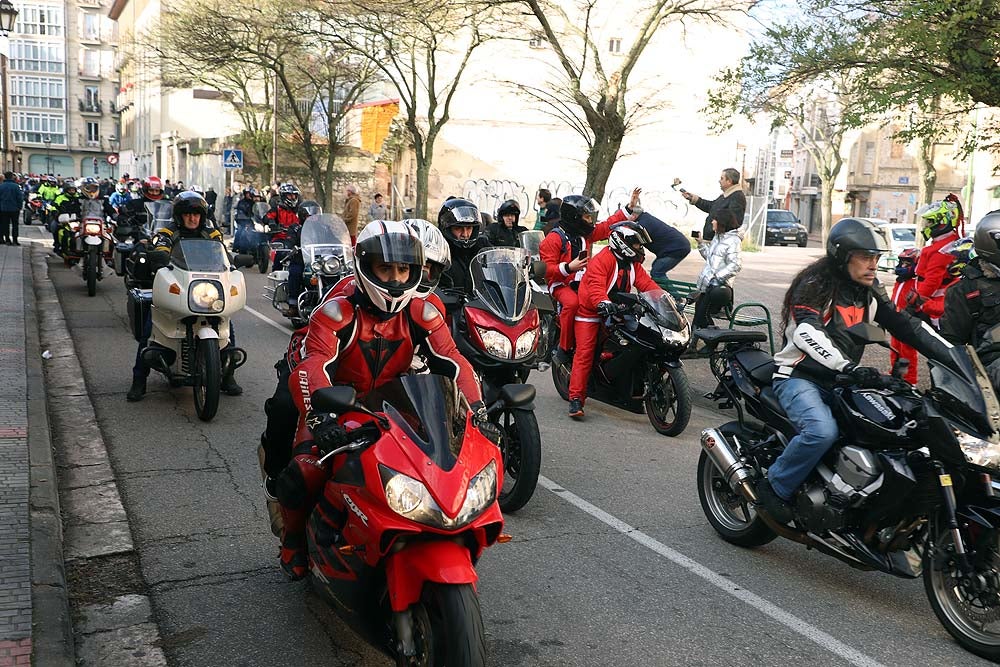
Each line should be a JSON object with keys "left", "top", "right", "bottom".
{"left": 301, "top": 214, "right": 353, "bottom": 273}
{"left": 145, "top": 201, "right": 173, "bottom": 235}
{"left": 470, "top": 247, "right": 532, "bottom": 320}
{"left": 170, "top": 238, "right": 229, "bottom": 272}
{"left": 767, "top": 211, "right": 798, "bottom": 224}
{"left": 892, "top": 227, "right": 916, "bottom": 242}
{"left": 361, "top": 375, "right": 466, "bottom": 471}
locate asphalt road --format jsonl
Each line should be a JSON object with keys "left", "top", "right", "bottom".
{"left": 25, "top": 222, "right": 987, "bottom": 667}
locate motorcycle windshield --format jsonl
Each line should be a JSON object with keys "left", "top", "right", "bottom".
{"left": 518, "top": 230, "right": 544, "bottom": 258}
{"left": 470, "top": 247, "right": 532, "bottom": 321}
{"left": 639, "top": 290, "right": 686, "bottom": 332}
{"left": 170, "top": 239, "right": 229, "bottom": 272}
{"left": 81, "top": 200, "right": 104, "bottom": 220}
{"left": 929, "top": 345, "right": 1000, "bottom": 438}
{"left": 361, "top": 375, "right": 465, "bottom": 471}
{"left": 252, "top": 202, "right": 270, "bottom": 223}
{"left": 301, "top": 214, "right": 354, "bottom": 272}
{"left": 145, "top": 201, "right": 174, "bottom": 235}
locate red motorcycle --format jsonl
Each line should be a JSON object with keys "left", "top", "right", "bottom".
{"left": 294, "top": 374, "right": 525, "bottom": 666}
{"left": 439, "top": 247, "right": 543, "bottom": 513}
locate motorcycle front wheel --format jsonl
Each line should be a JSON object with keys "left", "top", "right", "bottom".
{"left": 85, "top": 247, "right": 99, "bottom": 296}
{"left": 550, "top": 355, "right": 570, "bottom": 401}
{"left": 404, "top": 583, "right": 486, "bottom": 667}
{"left": 924, "top": 519, "right": 1000, "bottom": 661}
{"left": 256, "top": 243, "right": 269, "bottom": 274}
{"left": 697, "top": 450, "right": 776, "bottom": 547}
{"left": 497, "top": 409, "right": 541, "bottom": 513}
{"left": 193, "top": 337, "right": 221, "bottom": 422}
{"left": 644, "top": 364, "right": 691, "bottom": 436}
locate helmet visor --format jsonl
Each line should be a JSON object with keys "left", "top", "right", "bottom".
{"left": 359, "top": 231, "right": 425, "bottom": 272}
{"left": 449, "top": 206, "right": 480, "bottom": 224}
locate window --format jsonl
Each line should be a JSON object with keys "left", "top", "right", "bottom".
{"left": 86, "top": 121, "right": 100, "bottom": 146}
{"left": 10, "top": 76, "right": 64, "bottom": 109}
{"left": 79, "top": 48, "right": 99, "bottom": 77}
{"left": 528, "top": 32, "right": 544, "bottom": 49}
{"left": 608, "top": 38, "right": 622, "bottom": 54}
{"left": 79, "top": 12, "right": 100, "bottom": 40}
{"left": 14, "top": 4, "right": 64, "bottom": 36}
{"left": 83, "top": 85, "right": 99, "bottom": 112}
{"left": 9, "top": 41, "right": 65, "bottom": 73}
{"left": 11, "top": 111, "right": 66, "bottom": 145}
{"left": 862, "top": 141, "right": 876, "bottom": 175}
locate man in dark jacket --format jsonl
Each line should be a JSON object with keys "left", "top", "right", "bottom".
{"left": 629, "top": 206, "right": 690, "bottom": 283}
{"left": 485, "top": 199, "right": 528, "bottom": 247}
{"left": 682, "top": 167, "right": 747, "bottom": 241}
{"left": 438, "top": 198, "right": 491, "bottom": 298}
{"left": 0, "top": 172, "right": 23, "bottom": 245}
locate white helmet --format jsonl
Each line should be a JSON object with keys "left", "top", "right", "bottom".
{"left": 403, "top": 218, "right": 452, "bottom": 296}
{"left": 354, "top": 220, "right": 425, "bottom": 314}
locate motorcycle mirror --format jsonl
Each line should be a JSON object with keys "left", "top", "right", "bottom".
{"left": 233, "top": 254, "right": 256, "bottom": 269}
{"left": 531, "top": 260, "right": 547, "bottom": 282}
{"left": 500, "top": 383, "right": 536, "bottom": 408}
{"left": 845, "top": 322, "right": 889, "bottom": 348}
{"left": 311, "top": 386, "right": 358, "bottom": 414}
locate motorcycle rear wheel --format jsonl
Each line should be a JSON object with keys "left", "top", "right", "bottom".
{"left": 404, "top": 583, "right": 486, "bottom": 667}
{"left": 697, "top": 450, "right": 776, "bottom": 547}
{"left": 193, "top": 338, "right": 221, "bottom": 422}
{"left": 256, "top": 243, "right": 269, "bottom": 273}
{"left": 924, "top": 520, "right": 1000, "bottom": 661}
{"left": 644, "top": 365, "right": 691, "bottom": 436}
{"left": 497, "top": 409, "right": 541, "bottom": 513}
{"left": 85, "top": 248, "right": 98, "bottom": 296}
{"left": 550, "top": 356, "right": 570, "bottom": 401}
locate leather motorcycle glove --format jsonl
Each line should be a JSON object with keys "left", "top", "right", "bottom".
{"left": 471, "top": 401, "right": 501, "bottom": 444}
{"left": 306, "top": 411, "right": 350, "bottom": 450}
{"left": 844, "top": 363, "right": 883, "bottom": 388}
{"left": 597, "top": 301, "right": 621, "bottom": 319}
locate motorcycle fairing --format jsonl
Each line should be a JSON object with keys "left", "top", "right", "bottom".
{"left": 384, "top": 540, "right": 479, "bottom": 612}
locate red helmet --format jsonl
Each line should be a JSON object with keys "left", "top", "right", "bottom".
{"left": 142, "top": 176, "right": 164, "bottom": 201}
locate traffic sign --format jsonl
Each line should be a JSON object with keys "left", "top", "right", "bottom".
{"left": 223, "top": 149, "right": 243, "bottom": 170}
{"left": 106, "top": 153, "right": 119, "bottom": 165}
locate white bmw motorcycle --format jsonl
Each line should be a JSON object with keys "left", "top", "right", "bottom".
{"left": 134, "top": 238, "right": 252, "bottom": 421}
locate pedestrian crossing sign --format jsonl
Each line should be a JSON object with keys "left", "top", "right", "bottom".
{"left": 223, "top": 149, "right": 243, "bottom": 170}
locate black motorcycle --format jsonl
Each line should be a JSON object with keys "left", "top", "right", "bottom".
{"left": 696, "top": 323, "right": 1000, "bottom": 661}
{"left": 550, "top": 289, "right": 692, "bottom": 436}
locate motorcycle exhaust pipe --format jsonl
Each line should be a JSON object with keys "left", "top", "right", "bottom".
{"left": 700, "top": 428, "right": 757, "bottom": 503}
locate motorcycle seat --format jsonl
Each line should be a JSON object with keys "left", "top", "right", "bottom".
{"left": 735, "top": 349, "right": 776, "bottom": 385}
{"left": 695, "top": 328, "right": 767, "bottom": 345}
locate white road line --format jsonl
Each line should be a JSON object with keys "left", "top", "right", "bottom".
{"left": 244, "top": 305, "right": 293, "bottom": 335}
{"left": 538, "top": 475, "right": 886, "bottom": 667}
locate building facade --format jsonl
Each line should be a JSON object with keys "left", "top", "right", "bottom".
{"left": 10, "top": 0, "right": 119, "bottom": 178}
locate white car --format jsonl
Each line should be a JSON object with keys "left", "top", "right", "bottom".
{"left": 874, "top": 223, "right": 917, "bottom": 271}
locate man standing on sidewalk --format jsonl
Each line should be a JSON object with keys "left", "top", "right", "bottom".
{"left": 0, "top": 172, "right": 23, "bottom": 245}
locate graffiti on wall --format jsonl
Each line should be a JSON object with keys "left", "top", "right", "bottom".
{"left": 462, "top": 179, "right": 530, "bottom": 218}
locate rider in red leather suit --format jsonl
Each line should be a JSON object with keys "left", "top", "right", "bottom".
{"left": 272, "top": 220, "right": 479, "bottom": 580}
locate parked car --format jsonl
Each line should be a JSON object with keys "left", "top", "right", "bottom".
{"left": 874, "top": 222, "right": 917, "bottom": 271}
{"left": 764, "top": 210, "right": 808, "bottom": 247}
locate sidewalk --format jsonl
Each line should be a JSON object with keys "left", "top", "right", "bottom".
{"left": 0, "top": 242, "right": 73, "bottom": 667}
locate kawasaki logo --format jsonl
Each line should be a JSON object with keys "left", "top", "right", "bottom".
{"left": 861, "top": 392, "right": 894, "bottom": 420}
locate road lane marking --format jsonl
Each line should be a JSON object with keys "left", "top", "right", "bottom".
{"left": 538, "top": 475, "right": 885, "bottom": 667}
{"left": 244, "top": 305, "right": 293, "bottom": 336}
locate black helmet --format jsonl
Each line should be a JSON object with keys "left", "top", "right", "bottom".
{"left": 173, "top": 191, "right": 209, "bottom": 226}
{"left": 560, "top": 195, "right": 600, "bottom": 238}
{"left": 278, "top": 183, "right": 300, "bottom": 210}
{"left": 496, "top": 199, "right": 521, "bottom": 224}
{"left": 438, "top": 197, "right": 482, "bottom": 249}
{"left": 608, "top": 221, "right": 652, "bottom": 263}
{"left": 826, "top": 217, "right": 888, "bottom": 266}
{"left": 974, "top": 211, "right": 1000, "bottom": 266}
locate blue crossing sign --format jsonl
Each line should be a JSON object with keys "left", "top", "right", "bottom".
{"left": 222, "top": 149, "right": 243, "bottom": 170}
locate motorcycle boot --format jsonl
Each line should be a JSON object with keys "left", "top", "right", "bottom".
{"left": 552, "top": 347, "right": 572, "bottom": 366}
{"left": 568, "top": 398, "right": 584, "bottom": 419}
{"left": 755, "top": 478, "right": 793, "bottom": 524}
{"left": 278, "top": 531, "right": 308, "bottom": 581}
{"left": 126, "top": 375, "right": 147, "bottom": 402}
{"left": 221, "top": 368, "right": 243, "bottom": 396}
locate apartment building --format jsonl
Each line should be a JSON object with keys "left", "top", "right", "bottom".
{"left": 9, "top": 0, "right": 119, "bottom": 178}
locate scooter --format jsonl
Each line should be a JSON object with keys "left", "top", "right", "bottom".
{"left": 291, "top": 375, "right": 521, "bottom": 666}
{"left": 130, "top": 238, "right": 252, "bottom": 421}
{"left": 439, "top": 246, "right": 543, "bottom": 513}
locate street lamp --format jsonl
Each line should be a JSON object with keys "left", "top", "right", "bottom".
{"left": 42, "top": 135, "right": 52, "bottom": 175}
{"left": 0, "top": 0, "right": 18, "bottom": 34}
{"left": 0, "top": 0, "right": 18, "bottom": 172}
{"left": 108, "top": 135, "right": 119, "bottom": 179}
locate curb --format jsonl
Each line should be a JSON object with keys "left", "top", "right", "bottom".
{"left": 22, "top": 248, "right": 75, "bottom": 667}
{"left": 30, "top": 247, "right": 167, "bottom": 666}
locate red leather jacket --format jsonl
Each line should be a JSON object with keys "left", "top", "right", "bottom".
{"left": 539, "top": 209, "right": 628, "bottom": 290}
{"left": 576, "top": 247, "right": 661, "bottom": 318}
{"left": 265, "top": 206, "right": 299, "bottom": 241}
{"left": 914, "top": 230, "right": 959, "bottom": 319}
{"left": 286, "top": 292, "right": 481, "bottom": 443}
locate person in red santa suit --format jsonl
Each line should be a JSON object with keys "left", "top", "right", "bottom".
{"left": 889, "top": 247, "right": 920, "bottom": 385}
{"left": 566, "top": 221, "right": 662, "bottom": 419}
{"left": 271, "top": 220, "right": 485, "bottom": 580}
{"left": 539, "top": 190, "right": 637, "bottom": 364}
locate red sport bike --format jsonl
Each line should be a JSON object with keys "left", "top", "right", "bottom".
{"left": 290, "top": 374, "right": 526, "bottom": 666}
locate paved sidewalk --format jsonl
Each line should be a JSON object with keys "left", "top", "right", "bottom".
{"left": 0, "top": 244, "right": 31, "bottom": 665}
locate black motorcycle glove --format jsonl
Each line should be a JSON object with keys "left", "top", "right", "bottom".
{"left": 596, "top": 301, "right": 620, "bottom": 318}
{"left": 845, "top": 363, "right": 883, "bottom": 388}
{"left": 306, "top": 411, "right": 350, "bottom": 450}
{"left": 470, "top": 401, "right": 501, "bottom": 444}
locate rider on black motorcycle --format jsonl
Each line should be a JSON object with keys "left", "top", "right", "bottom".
{"left": 485, "top": 199, "right": 528, "bottom": 248}
{"left": 757, "top": 217, "right": 955, "bottom": 522}
{"left": 438, "top": 197, "right": 491, "bottom": 296}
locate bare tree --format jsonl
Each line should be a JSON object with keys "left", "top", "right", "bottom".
{"left": 515, "top": 0, "right": 756, "bottom": 202}
{"left": 316, "top": 0, "right": 494, "bottom": 218}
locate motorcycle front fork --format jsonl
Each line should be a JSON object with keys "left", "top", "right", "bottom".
{"left": 933, "top": 462, "right": 976, "bottom": 579}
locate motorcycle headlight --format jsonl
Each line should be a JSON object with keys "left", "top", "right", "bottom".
{"left": 322, "top": 255, "right": 343, "bottom": 275}
{"left": 84, "top": 222, "right": 102, "bottom": 234}
{"left": 310, "top": 259, "right": 323, "bottom": 274}
{"left": 660, "top": 323, "right": 690, "bottom": 345}
{"left": 476, "top": 327, "right": 512, "bottom": 359}
{"left": 955, "top": 431, "right": 1000, "bottom": 471}
{"left": 514, "top": 328, "right": 538, "bottom": 359}
{"left": 380, "top": 461, "right": 497, "bottom": 529}
{"left": 189, "top": 280, "right": 224, "bottom": 313}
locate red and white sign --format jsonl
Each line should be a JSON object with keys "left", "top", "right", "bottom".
{"left": 106, "top": 154, "right": 119, "bottom": 165}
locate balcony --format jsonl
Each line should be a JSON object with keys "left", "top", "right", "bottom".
{"left": 78, "top": 99, "right": 103, "bottom": 114}
{"left": 78, "top": 68, "right": 101, "bottom": 80}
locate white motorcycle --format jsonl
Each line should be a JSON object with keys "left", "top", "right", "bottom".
{"left": 131, "top": 238, "right": 252, "bottom": 421}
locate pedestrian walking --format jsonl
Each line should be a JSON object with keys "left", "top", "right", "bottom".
{"left": 343, "top": 184, "right": 362, "bottom": 243}
{"left": 0, "top": 172, "right": 23, "bottom": 245}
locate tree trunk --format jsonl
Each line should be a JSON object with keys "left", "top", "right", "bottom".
{"left": 584, "top": 130, "right": 624, "bottom": 204}
{"left": 820, "top": 179, "right": 835, "bottom": 246}
{"left": 916, "top": 136, "right": 937, "bottom": 207}
{"left": 414, "top": 152, "right": 430, "bottom": 219}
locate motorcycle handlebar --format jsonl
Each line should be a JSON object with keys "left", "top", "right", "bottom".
{"left": 834, "top": 373, "right": 912, "bottom": 392}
